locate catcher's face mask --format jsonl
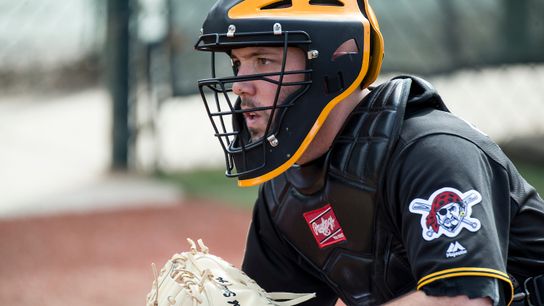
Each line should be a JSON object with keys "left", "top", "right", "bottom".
{"left": 195, "top": 0, "right": 384, "bottom": 187}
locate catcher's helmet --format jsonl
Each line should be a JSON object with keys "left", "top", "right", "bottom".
{"left": 195, "top": 0, "right": 384, "bottom": 187}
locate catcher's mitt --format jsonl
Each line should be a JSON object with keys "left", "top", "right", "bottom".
{"left": 146, "top": 238, "right": 316, "bottom": 306}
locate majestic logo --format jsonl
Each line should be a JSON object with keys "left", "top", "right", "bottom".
{"left": 409, "top": 187, "right": 482, "bottom": 241}
{"left": 446, "top": 241, "right": 467, "bottom": 258}
{"left": 303, "top": 204, "right": 346, "bottom": 248}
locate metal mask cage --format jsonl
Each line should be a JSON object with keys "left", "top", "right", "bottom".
{"left": 196, "top": 30, "right": 312, "bottom": 177}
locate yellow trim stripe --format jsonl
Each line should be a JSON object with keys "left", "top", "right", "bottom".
{"left": 237, "top": 18, "right": 371, "bottom": 187}
{"left": 418, "top": 267, "right": 509, "bottom": 284}
{"left": 229, "top": 0, "right": 363, "bottom": 21}
{"left": 359, "top": 0, "right": 383, "bottom": 89}
{"left": 417, "top": 267, "right": 514, "bottom": 306}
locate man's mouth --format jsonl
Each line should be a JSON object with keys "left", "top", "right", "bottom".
{"left": 242, "top": 110, "right": 266, "bottom": 141}
{"left": 244, "top": 111, "right": 257, "bottom": 120}
{"left": 243, "top": 111, "right": 261, "bottom": 125}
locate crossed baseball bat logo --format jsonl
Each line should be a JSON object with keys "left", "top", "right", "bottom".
{"left": 410, "top": 190, "right": 480, "bottom": 238}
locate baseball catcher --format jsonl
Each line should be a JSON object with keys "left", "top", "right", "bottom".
{"left": 146, "top": 238, "right": 316, "bottom": 306}
{"left": 189, "top": 0, "right": 544, "bottom": 305}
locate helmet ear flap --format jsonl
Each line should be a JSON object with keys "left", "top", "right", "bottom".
{"left": 360, "top": 2, "right": 384, "bottom": 89}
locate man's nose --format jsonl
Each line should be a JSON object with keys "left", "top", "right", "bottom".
{"left": 232, "top": 61, "right": 257, "bottom": 96}
{"left": 232, "top": 76, "right": 256, "bottom": 96}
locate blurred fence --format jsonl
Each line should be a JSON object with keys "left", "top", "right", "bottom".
{"left": 0, "top": 0, "right": 106, "bottom": 92}
{"left": 167, "top": 0, "right": 544, "bottom": 93}
{"left": 157, "top": 0, "right": 544, "bottom": 170}
{"left": 0, "top": 0, "right": 542, "bottom": 173}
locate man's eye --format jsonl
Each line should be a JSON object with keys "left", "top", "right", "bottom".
{"left": 231, "top": 59, "right": 240, "bottom": 69}
{"left": 257, "top": 58, "right": 271, "bottom": 65}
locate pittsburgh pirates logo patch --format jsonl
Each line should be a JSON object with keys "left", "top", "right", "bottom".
{"left": 303, "top": 204, "right": 346, "bottom": 248}
{"left": 409, "top": 187, "right": 482, "bottom": 241}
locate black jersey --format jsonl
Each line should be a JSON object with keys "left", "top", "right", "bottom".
{"left": 241, "top": 76, "right": 544, "bottom": 305}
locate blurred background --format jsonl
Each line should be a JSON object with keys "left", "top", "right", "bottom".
{"left": 0, "top": 0, "right": 543, "bottom": 305}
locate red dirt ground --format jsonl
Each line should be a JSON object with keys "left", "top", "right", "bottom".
{"left": 0, "top": 199, "right": 346, "bottom": 306}
{"left": 0, "top": 199, "right": 252, "bottom": 306}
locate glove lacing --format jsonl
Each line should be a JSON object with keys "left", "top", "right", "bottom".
{"left": 149, "top": 239, "right": 316, "bottom": 306}
{"left": 151, "top": 239, "right": 232, "bottom": 306}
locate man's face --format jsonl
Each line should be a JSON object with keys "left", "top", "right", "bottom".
{"left": 436, "top": 202, "right": 463, "bottom": 232}
{"left": 231, "top": 46, "right": 306, "bottom": 142}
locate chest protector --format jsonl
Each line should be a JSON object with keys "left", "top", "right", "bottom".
{"left": 260, "top": 76, "right": 449, "bottom": 305}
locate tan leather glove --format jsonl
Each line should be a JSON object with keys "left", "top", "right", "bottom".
{"left": 146, "top": 238, "right": 315, "bottom": 306}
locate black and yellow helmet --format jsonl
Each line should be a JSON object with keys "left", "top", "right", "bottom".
{"left": 195, "top": 0, "right": 383, "bottom": 187}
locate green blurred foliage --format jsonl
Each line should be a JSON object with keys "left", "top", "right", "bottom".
{"left": 158, "top": 159, "right": 544, "bottom": 210}
{"left": 511, "top": 159, "right": 544, "bottom": 197}
{"left": 157, "top": 169, "right": 259, "bottom": 209}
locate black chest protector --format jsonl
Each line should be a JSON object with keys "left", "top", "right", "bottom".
{"left": 260, "top": 76, "right": 449, "bottom": 305}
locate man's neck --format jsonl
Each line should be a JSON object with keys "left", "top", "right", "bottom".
{"left": 296, "top": 87, "right": 369, "bottom": 165}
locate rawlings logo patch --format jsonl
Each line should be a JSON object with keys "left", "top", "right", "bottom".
{"left": 303, "top": 204, "right": 346, "bottom": 248}
{"left": 409, "top": 187, "right": 482, "bottom": 241}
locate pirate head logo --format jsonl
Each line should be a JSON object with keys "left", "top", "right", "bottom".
{"left": 409, "top": 187, "right": 482, "bottom": 241}
{"left": 428, "top": 191, "right": 466, "bottom": 233}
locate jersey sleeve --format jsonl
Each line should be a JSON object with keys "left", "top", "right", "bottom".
{"left": 241, "top": 188, "right": 338, "bottom": 306}
{"left": 386, "top": 133, "right": 514, "bottom": 304}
